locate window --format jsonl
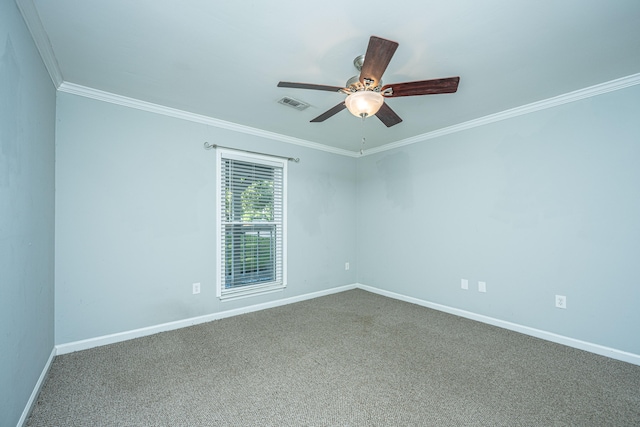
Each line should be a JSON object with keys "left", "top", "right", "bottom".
{"left": 215, "top": 148, "right": 287, "bottom": 300}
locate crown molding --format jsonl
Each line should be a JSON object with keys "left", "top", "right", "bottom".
{"left": 16, "top": 0, "right": 63, "bottom": 88}
{"left": 58, "top": 72, "right": 640, "bottom": 159}
{"left": 363, "top": 73, "right": 640, "bottom": 156}
{"left": 58, "top": 82, "right": 359, "bottom": 158}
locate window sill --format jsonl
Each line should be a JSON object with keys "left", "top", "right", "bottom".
{"left": 219, "top": 282, "right": 286, "bottom": 301}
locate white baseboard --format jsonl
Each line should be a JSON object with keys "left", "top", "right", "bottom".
{"left": 17, "top": 347, "right": 56, "bottom": 427}
{"left": 356, "top": 283, "right": 640, "bottom": 366}
{"left": 56, "top": 284, "right": 357, "bottom": 355}
{"left": 55, "top": 282, "right": 639, "bottom": 366}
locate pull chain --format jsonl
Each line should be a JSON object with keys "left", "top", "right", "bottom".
{"left": 360, "top": 115, "right": 366, "bottom": 155}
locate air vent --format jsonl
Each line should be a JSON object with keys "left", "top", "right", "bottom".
{"left": 278, "top": 96, "right": 310, "bottom": 111}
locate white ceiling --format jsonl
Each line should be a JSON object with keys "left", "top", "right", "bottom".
{"left": 21, "top": 0, "right": 640, "bottom": 153}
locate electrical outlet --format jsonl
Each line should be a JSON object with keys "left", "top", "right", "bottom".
{"left": 461, "top": 279, "right": 469, "bottom": 290}
{"left": 345, "top": 262, "right": 350, "bottom": 271}
{"left": 192, "top": 282, "right": 201, "bottom": 294}
{"left": 478, "top": 281, "right": 487, "bottom": 293}
{"left": 555, "top": 295, "right": 566, "bottom": 309}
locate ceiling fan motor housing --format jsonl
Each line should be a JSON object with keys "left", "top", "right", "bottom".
{"left": 345, "top": 75, "right": 382, "bottom": 92}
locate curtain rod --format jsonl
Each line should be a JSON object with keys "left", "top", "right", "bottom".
{"left": 203, "top": 142, "right": 300, "bottom": 163}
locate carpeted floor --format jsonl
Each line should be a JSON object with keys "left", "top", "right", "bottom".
{"left": 27, "top": 289, "right": 640, "bottom": 426}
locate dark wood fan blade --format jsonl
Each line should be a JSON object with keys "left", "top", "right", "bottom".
{"left": 359, "top": 36, "right": 399, "bottom": 88}
{"left": 310, "top": 102, "right": 347, "bottom": 122}
{"left": 278, "top": 81, "right": 345, "bottom": 92}
{"left": 381, "top": 77, "right": 460, "bottom": 98}
{"left": 375, "top": 102, "right": 403, "bottom": 127}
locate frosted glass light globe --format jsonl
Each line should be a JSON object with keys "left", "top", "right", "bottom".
{"left": 345, "top": 91, "right": 384, "bottom": 118}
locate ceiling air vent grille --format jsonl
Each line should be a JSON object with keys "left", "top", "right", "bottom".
{"left": 278, "top": 96, "right": 310, "bottom": 111}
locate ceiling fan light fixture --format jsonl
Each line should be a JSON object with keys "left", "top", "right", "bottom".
{"left": 345, "top": 91, "right": 384, "bottom": 118}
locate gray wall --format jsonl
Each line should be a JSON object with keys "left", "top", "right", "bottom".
{"left": 0, "top": 2, "right": 56, "bottom": 426}
{"left": 357, "top": 85, "right": 640, "bottom": 355}
{"left": 54, "top": 83, "right": 640, "bottom": 356}
{"left": 54, "top": 92, "right": 357, "bottom": 344}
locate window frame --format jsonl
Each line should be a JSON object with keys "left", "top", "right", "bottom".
{"left": 215, "top": 148, "right": 287, "bottom": 300}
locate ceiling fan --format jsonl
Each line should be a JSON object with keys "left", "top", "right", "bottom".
{"left": 278, "top": 36, "right": 460, "bottom": 127}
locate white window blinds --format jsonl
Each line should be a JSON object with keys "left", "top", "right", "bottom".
{"left": 216, "top": 149, "right": 287, "bottom": 300}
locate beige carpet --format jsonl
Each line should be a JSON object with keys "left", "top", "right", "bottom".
{"left": 27, "top": 289, "right": 640, "bottom": 426}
